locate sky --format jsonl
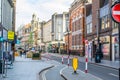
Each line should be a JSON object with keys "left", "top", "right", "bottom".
{"left": 16, "top": 0, "right": 74, "bottom": 31}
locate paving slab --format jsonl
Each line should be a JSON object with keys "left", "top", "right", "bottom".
{"left": 0, "top": 56, "right": 53, "bottom": 80}
{"left": 60, "top": 66, "right": 103, "bottom": 80}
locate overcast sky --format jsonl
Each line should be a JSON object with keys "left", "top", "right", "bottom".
{"left": 16, "top": 0, "right": 74, "bottom": 31}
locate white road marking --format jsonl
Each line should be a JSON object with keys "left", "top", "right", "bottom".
{"left": 109, "top": 73, "right": 119, "bottom": 77}
{"left": 42, "top": 65, "right": 59, "bottom": 80}
{"left": 42, "top": 70, "right": 48, "bottom": 80}
{"left": 60, "top": 66, "right": 67, "bottom": 75}
{"left": 113, "top": 11, "right": 120, "bottom": 15}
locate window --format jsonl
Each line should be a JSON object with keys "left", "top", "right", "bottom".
{"left": 87, "top": 22, "right": 92, "bottom": 34}
{"left": 102, "top": 17, "right": 105, "bottom": 29}
{"left": 101, "top": 15, "right": 110, "bottom": 29}
{"left": 72, "top": 23, "right": 74, "bottom": 32}
{"left": 112, "top": 21, "right": 118, "bottom": 29}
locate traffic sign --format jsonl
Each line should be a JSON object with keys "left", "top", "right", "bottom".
{"left": 8, "top": 31, "right": 14, "bottom": 40}
{"left": 111, "top": 2, "right": 120, "bottom": 23}
{"left": 72, "top": 57, "right": 78, "bottom": 72}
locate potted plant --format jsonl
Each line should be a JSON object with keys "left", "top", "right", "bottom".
{"left": 32, "top": 51, "right": 41, "bottom": 60}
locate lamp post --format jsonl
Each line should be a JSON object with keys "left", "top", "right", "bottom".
{"left": 95, "top": 9, "right": 102, "bottom": 63}
{"left": 67, "top": 26, "right": 70, "bottom": 55}
{"left": 66, "top": 20, "right": 70, "bottom": 55}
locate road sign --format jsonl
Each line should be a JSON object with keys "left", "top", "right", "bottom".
{"left": 72, "top": 57, "right": 78, "bottom": 72}
{"left": 111, "top": 2, "right": 120, "bottom": 23}
{"left": 8, "top": 31, "right": 14, "bottom": 40}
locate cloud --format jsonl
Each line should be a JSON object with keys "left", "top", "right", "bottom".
{"left": 16, "top": 0, "right": 74, "bottom": 31}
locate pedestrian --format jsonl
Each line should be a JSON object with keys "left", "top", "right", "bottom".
{"left": 9, "top": 51, "right": 13, "bottom": 66}
{"left": 24, "top": 50, "right": 26, "bottom": 58}
{"left": 20, "top": 50, "right": 22, "bottom": 57}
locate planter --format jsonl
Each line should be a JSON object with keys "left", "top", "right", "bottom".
{"left": 15, "top": 52, "right": 19, "bottom": 57}
{"left": 26, "top": 52, "right": 33, "bottom": 58}
{"left": 32, "top": 53, "right": 41, "bottom": 60}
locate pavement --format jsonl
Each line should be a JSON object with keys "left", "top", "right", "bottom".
{"left": 47, "top": 53, "right": 120, "bottom": 70}
{"left": 60, "top": 66, "right": 103, "bottom": 80}
{"left": 0, "top": 56, "right": 53, "bottom": 80}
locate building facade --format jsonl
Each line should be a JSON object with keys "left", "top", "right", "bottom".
{"left": 69, "top": 0, "right": 86, "bottom": 56}
{"left": 0, "top": 0, "right": 15, "bottom": 59}
{"left": 111, "top": 0, "right": 119, "bottom": 61}
{"left": 51, "top": 12, "right": 69, "bottom": 53}
{"left": 43, "top": 19, "right": 52, "bottom": 52}
{"left": 31, "top": 14, "right": 40, "bottom": 48}
{"left": 84, "top": 0, "right": 119, "bottom": 61}
{"left": 85, "top": 3, "right": 92, "bottom": 59}
{"left": 0, "top": 0, "right": 16, "bottom": 73}
{"left": 90, "top": 0, "right": 111, "bottom": 60}
{"left": 37, "top": 21, "right": 46, "bottom": 51}
{"left": 17, "top": 25, "right": 24, "bottom": 49}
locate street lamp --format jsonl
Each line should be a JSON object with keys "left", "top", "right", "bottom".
{"left": 67, "top": 27, "right": 70, "bottom": 55}
{"left": 95, "top": 9, "right": 103, "bottom": 63}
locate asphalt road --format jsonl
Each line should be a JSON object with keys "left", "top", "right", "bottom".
{"left": 48, "top": 55, "right": 119, "bottom": 80}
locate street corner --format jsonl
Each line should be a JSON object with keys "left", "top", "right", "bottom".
{"left": 60, "top": 66, "right": 103, "bottom": 80}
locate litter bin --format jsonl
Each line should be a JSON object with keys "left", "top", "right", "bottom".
{"left": 95, "top": 53, "right": 101, "bottom": 63}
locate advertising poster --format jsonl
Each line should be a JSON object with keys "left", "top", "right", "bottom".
{"left": 102, "top": 44, "right": 110, "bottom": 55}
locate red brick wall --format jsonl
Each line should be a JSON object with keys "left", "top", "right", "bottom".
{"left": 92, "top": 0, "right": 100, "bottom": 35}
{"left": 69, "top": 2, "right": 85, "bottom": 55}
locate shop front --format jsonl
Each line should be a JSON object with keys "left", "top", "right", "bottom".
{"left": 112, "top": 35, "right": 119, "bottom": 61}
{"left": 100, "top": 36, "right": 110, "bottom": 60}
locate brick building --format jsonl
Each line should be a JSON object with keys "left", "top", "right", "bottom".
{"left": 69, "top": 0, "right": 86, "bottom": 56}
{"left": 85, "top": 0, "right": 119, "bottom": 61}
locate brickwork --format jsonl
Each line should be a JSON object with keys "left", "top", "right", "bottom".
{"left": 69, "top": 1, "right": 85, "bottom": 56}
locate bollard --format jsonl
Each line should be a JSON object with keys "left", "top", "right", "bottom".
{"left": 67, "top": 55, "right": 70, "bottom": 67}
{"left": 62, "top": 56, "right": 64, "bottom": 64}
{"left": 47, "top": 52, "right": 49, "bottom": 60}
{"left": 85, "top": 55, "right": 88, "bottom": 73}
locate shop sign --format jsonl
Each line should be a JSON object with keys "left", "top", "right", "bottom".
{"left": 8, "top": 31, "right": 14, "bottom": 40}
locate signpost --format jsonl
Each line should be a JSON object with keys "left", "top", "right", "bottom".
{"left": 72, "top": 57, "right": 78, "bottom": 74}
{"left": 111, "top": 1, "right": 120, "bottom": 61}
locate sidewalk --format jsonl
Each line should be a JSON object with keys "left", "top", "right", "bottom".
{"left": 60, "top": 66, "right": 103, "bottom": 80}
{"left": 48, "top": 53, "right": 119, "bottom": 70}
{"left": 0, "top": 56, "right": 53, "bottom": 80}
{"left": 78, "top": 57, "right": 119, "bottom": 70}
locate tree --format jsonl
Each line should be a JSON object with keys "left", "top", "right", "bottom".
{"left": 28, "top": 32, "right": 34, "bottom": 48}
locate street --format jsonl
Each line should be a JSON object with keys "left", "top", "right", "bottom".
{"left": 41, "top": 53, "right": 119, "bottom": 80}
